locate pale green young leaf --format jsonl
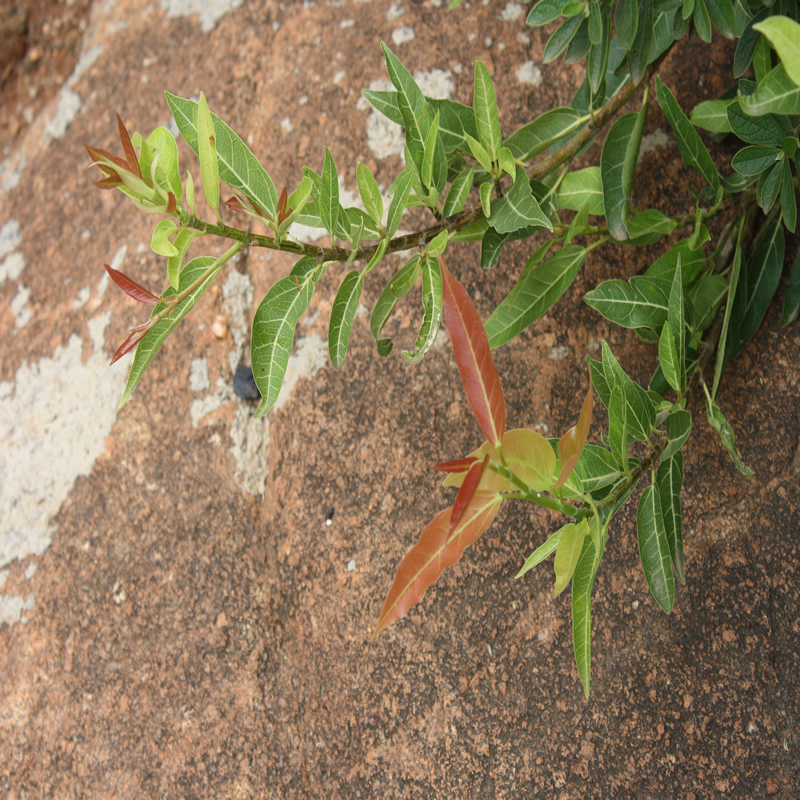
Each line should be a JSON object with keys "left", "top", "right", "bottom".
{"left": 402, "top": 255, "right": 443, "bottom": 364}
{"left": 486, "top": 245, "right": 586, "bottom": 348}
{"left": 197, "top": 92, "right": 220, "bottom": 215}
{"left": 474, "top": 61, "right": 502, "bottom": 161}
{"left": 753, "top": 16, "right": 800, "bottom": 86}
{"left": 657, "top": 452, "right": 685, "bottom": 585}
{"left": 488, "top": 168, "right": 552, "bottom": 234}
{"left": 659, "top": 321, "right": 681, "bottom": 392}
{"left": 387, "top": 169, "right": 413, "bottom": 236}
{"left": 363, "top": 236, "right": 388, "bottom": 276}
{"left": 691, "top": 99, "right": 734, "bottom": 133}
{"left": 565, "top": 202, "right": 589, "bottom": 246}
{"left": 498, "top": 147, "right": 516, "bottom": 179}
{"left": 703, "top": 385, "right": 753, "bottom": 477}
{"left": 185, "top": 170, "right": 195, "bottom": 215}
{"left": 320, "top": 147, "right": 340, "bottom": 240}
{"left": 738, "top": 64, "right": 800, "bottom": 116}
{"left": 252, "top": 257, "right": 322, "bottom": 418}
{"left": 328, "top": 270, "right": 364, "bottom": 370}
{"left": 572, "top": 536, "right": 601, "bottom": 699}
{"left": 150, "top": 219, "right": 179, "bottom": 259}
{"left": 443, "top": 167, "right": 474, "bottom": 216}
{"left": 554, "top": 520, "right": 590, "bottom": 597}
{"left": 655, "top": 77, "right": 720, "bottom": 190}
{"left": 516, "top": 528, "right": 562, "bottom": 579}
{"left": 662, "top": 409, "right": 692, "bottom": 462}
{"left": 637, "top": 483, "right": 675, "bottom": 613}
{"left": 120, "top": 256, "right": 221, "bottom": 406}
{"left": 465, "top": 132, "right": 494, "bottom": 174}
{"left": 421, "top": 110, "right": 445, "bottom": 193}
{"left": 667, "top": 256, "right": 686, "bottom": 392}
{"left": 557, "top": 167, "right": 604, "bottom": 215}
{"left": 426, "top": 230, "right": 449, "bottom": 258}
{"left": 140, "top": 127, "right": 182, "bottom": 199}
{"left": 167, "top": 228, "right": 201, "bottom": 291}
{"left": 479, "top": 181, "right": 492, "bottom": 218}
{"left": 504, "top": 107, "right": 583, "bottom": 162}
{"left": 356, "top": 162, "right": 383, "bottom": 226}
{"left": 165, "top": 92, "right": 278, "bottom": 219}
{"left": 390, "top": 255, "right": 421, "bottom": 298}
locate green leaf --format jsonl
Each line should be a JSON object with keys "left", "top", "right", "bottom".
{"left": 705, "top": 0, "right": 735, "bottom": 39}
{"left": 554, "top": 520, "right": 590, "bottom": 597}
{"left": 637, "top": 483, "right": 675, "bottom": 613}
{"left": 488, "top": 168, "right": 552, "bottom": 234}
{"left": 693, "top": 0, "right": 712, "bottom": 43}
{"left": 712, "top": 240, "right": 742, "bottom": 397}
{"left": 663, "top": 408, "right": 692, "bottom": 461}
{"left": 167, "top": 228, "right": 201, "bottom": 291}
{"left": 667, "top": 255, "right": 686, "bottom": 392}
{"left": 370, "top": 256, "right": 420, "bottom": 355}
{"left": 504, "top": 107, "right": 583, "bottom": 162}
{"left": 196, "top": 92, "right": 220, "bottom": 214}
{"left": 572, "top": 536, "right": 601, "bottom": 698}
{"left": 585, "top": 276, "right": 669, "bottom": 331}
{"left": 543, "top": 14, "right": 584, "bottom": 64}
{"left": 481, "top": 227, "right": 551, "bottom": 271}
{"left": 139, "top": 127, "right": 182, "bottom": 198}
{"left": 252, "top": 257, "right": 322, "bottom": 418}
{"left": 516, "top": 528, "right": 562, "bottom": 579}
{"left": 731, "top": 144, "right": 782, "bottom": 175}
{"left": 387, "top": 169, "right": 413, "bottom": 237}
{"left": 628, "top": 0, "right": 654, "bottom": 84}
{"left": 727, "top": 102, "right": 785, "bottom": 146}
{"left": 150, "top": 219, "right": 179, "bottom": 259}
{"left": 573, "top": 445, "right": 623, "bottom": 492}
{"left": 646, "top": 238, "right": 708, "bottom": 286}
{"left": 587, "top": 12, "right": 610, "bottom": 93}
{"left": 601, "top": 108, "right": 646, "bottom": 241}
{"left": 726, "top": 222, "right": 784, "bottom": 360}
{"left": 498, "top": 146, "right": 516, "bottom": 179}
{"left": 328, "top": 271, "right": 364, "bottom": 370}
{"left": 443, "top": 168, "right": 474, "bottom": 216}
{"left": 356, "top": 162, "right": 383, "bottom": 226}
{"left": 474, "top": 61, "right": 502, "bottom": 161}
{"left": 657, "top": 452, "right": 685, "bottom": 585}
{"left": 655, "top": 76, "right": 720, "bottom": 190}
{"left": 557, "top": 166, "right": 604, "bottom": 215}
{"left": 691, "top": 99, "right": 734, "bottom": 133}
{"left": 659, "top": 321, "right": 682, "bottom": 392}
{"left": 616, "top": 0, "right": 640, "bottom": 50}
{"left": 602, "top": 341, "right": 656, "bottom": 442}
{"left": 381, "top": 42, "right": 431, "bottom": 176}
{"left": 703, "top": 385, "right": 753, "bottom": 477}
{"left": 756, "top": 159, "right": 784, "bottom": 213}
{"left": 779, "top": 247, "right": 800, "bottom": 325}
{"left": 320, "top": 147, "right": 340, "bottom": 240}
{"left": 480, "top": 180, "right": 493, "bottom": 218}
{"left": 753, "top": 16, "right": 800, "bottom": 85}
{"left": 119, "top": 256, "right": 221, "bottom": 406}
{"left": 625, "top": 209, "right": 678, "bottom": 245}
{"left": 738, "top": 64, "right": 800, "bottom": 116}
{"left": 486, "top": 245, "right": 586, "bottom": 348}
{"left": 465, "top": 132, "right": 494, "bottom": 174}
{"left": 608, "top": 380, "right": 629, "bottom": 472}
{"left": 689, "top": 273, "right": 728, "bottom": 334}
{"left": 734, "top": 7, "right": 769, "bottom": 77}
{"left": 527, "top": 0, "right": 573, "bottom": 26}
{"left": 402, "top": 255, "right": 443, "bottom": 364}
{"left": 421, "top": 110, "right": 447, "bottom": 194}
{"left": 165, "top": 92, "right": 278, "bottom": 219}
{"left": 781, "top": 158, "right": 797, "bottom": 233}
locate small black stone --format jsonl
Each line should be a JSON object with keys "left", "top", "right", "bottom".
{"left": 233, "top": 364, "right": 261, "bottom": 401}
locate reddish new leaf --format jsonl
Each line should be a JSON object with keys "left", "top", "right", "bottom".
{"left": 104, "top": 264, "right": 161, "bottom": 305}
{"left": 439, "top": 256, "right": 506, "bottom": 447}
{"left": 431, "top": 456, "right": 479, "bottom": 473}
{"left": 372, "top": 489, "right": 502, "bottom": 638}
{"left": 85, "top": 144, "right": 130, "bottom": 174}
{"left": 449, "top": 455, "right": 489, "bottom": 534}
{"left": 116, "top": 113, "right": 143, "bottom": 178}
{"left": 553, "top": 373, "right": 594, "bottom": 490}
{"left": 110, "top": 327, "right": 147, "bottom": 365}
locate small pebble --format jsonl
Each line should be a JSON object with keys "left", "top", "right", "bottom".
{"left": 211, "top": 316, "right": 227, "bottom": 338}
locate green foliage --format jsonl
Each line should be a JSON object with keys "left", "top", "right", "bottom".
{"left": 90, "top": 0, "right": 800, "bottom": 697}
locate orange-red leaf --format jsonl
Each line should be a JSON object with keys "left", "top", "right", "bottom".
{"left": 104, "top": 264, "right": 160, "bottom": 305}
{"left": 449, "top": 454, "right": 489, "bottom": 534}
{"left": 110, "top": 328, "right": 146, "bottom": 364}
{"left": 116, "top": 113, "right": 142, "bottom": 179}
{"left": 553, "top": 373, "right": 593, "bottom": 490}
{"left": 439, "top": 256, "right": 505, "bottom": 447}
{"left": 431, "top": 456, "right": 479, "bottom": 473}
{"left": 372, "top": 490, "right": 502, "bottom": 638}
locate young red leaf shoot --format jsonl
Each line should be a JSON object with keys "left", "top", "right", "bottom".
{"left": 116, "top": 113, "right": 143, "bottom": 179}
{"left": 104, "top": 264, "right": 161, "bottom": 305}
{"left": 553, "top": 373, "right": 594, "bottom": 490}
{"left": 110, "top": 326, "right": 149, "bottom": 365}
{"left": 431, "top": 456, "right": 480, "bottom": 473}
{"left": 439, "top": 256, "right": 506, "bottom": 447}
{"left": 449, "top": 455, "right": 490, "bottom": 534}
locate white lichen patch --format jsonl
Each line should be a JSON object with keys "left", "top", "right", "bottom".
{"left": 160, "top": 0, "right": 244, "bottom": 33}
{"left": 0, "top": 313, "right": 128, "bottom": 571}
{"left": 392, "top": 26, "right": 415, "bottom": 46}
{"left": 12, "top": 285, "right": 31, "bottom": 330}
{"left": 0, "top": 220, "right": 21, "bottom": 260}
{"left": 516, "top": 61, "right": 542, "bottom": 86}
{"left": 501, "top": 2, "right": 524, "bottom": 20}
{"left": 190, "top": 358, "right": 210, "bottom": 392}
{"left": 638, "top": 129, "right": 672, "bottom": 162}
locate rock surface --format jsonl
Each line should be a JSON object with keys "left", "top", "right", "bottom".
{"left": 1, "top": 1, "right": 798, "bottom": 797}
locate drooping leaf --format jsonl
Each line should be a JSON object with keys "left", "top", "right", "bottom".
{"left": 667, "top": 255, "right": 686, "bottom": 392}
{"left": 150, "top": 218, "right": 179, "bottom": 259}
{"left": 165, "top": 92, "right": 278, "bottom": 219}
{"left": 252, "top": 257, "right": 322, "bottom": 417}
{"left": 486, "top": 245, "right": 586, "bottom": 348}
{"left": 369, "top": 255, "right": 420, "bottom": 356}
{"left": 703, "top": 385, "right": 753, "bottom": 477}
{"left": 372, "top": 490, "right": 502, "bottom": 638}
{"left": 624, "top": 209, "right": 678, "bottom": 245}
{"left": 753, "top": 16, "right": 800, "bottom": 85}
{"left": 516, "top": 528, "right": 563, "bottom": 579}
{"left": 712, "top": 239, "right": 742, "bottom": 397}
{"left": 738, "top": 64, "right": 800, "bottom": 116}
{"left": 655, "top": 77, "right": 720, "bottom": 190}
{"left": 105, "top": 263, "right": 160, "bottom": 305}
{"left": 450, "top": 455, "right": 490, "bottom": 534}
{"left": 554, "top": 375, "right": 594, "bottom": 489}
{"left": 480, "top": 224, "right": 544, "bottom": 271}
{"left": 119, "top": 256, "right": 221, "bottom": 406}
{"left": 328, "top": 270, "right": 364, "bottom": 370}
{"left": 543, "top": 13, "right": 584, "bottom": 64}
{"left": 403, "top": 255, "right": 443, "bottom": 364}
{"left": 441, "top": 257, "right": 506, "bottom": 446}
{"left": 689, "top": 273, "right": 728, "bottom": 334}
{"left": 572, "top": 535, "right": 602, "bottom": 699}
{"left": 166, "top": 228, "right": 201, "bottom": 291}
{"left": 657, "top": 452, "right": 685, "bottom": 585}
{"left": 504, "top": 107, "right": 583, "bottom": 162}
{"left": 554, "top": 519, "right": 590, "bottom": 597}
{"left": 628, "top": 0, "right": 654, "bottom": 84}
{"left": 756, "top": 159, "right": 784, "bottom": 213}
{"left": 662, "top": 408, "right": 693, "bottom": 461}
{"left": 616, "top": 0, "right": 640, "bottom": 49}
{"left": 637, "top": 483, "right": 675, "bottom": 613}
{"left": 691, "top": 99, "right": 734, "bottom": 133}
{"left": 196, "top": 92, "right": 221, "bottom": 215}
